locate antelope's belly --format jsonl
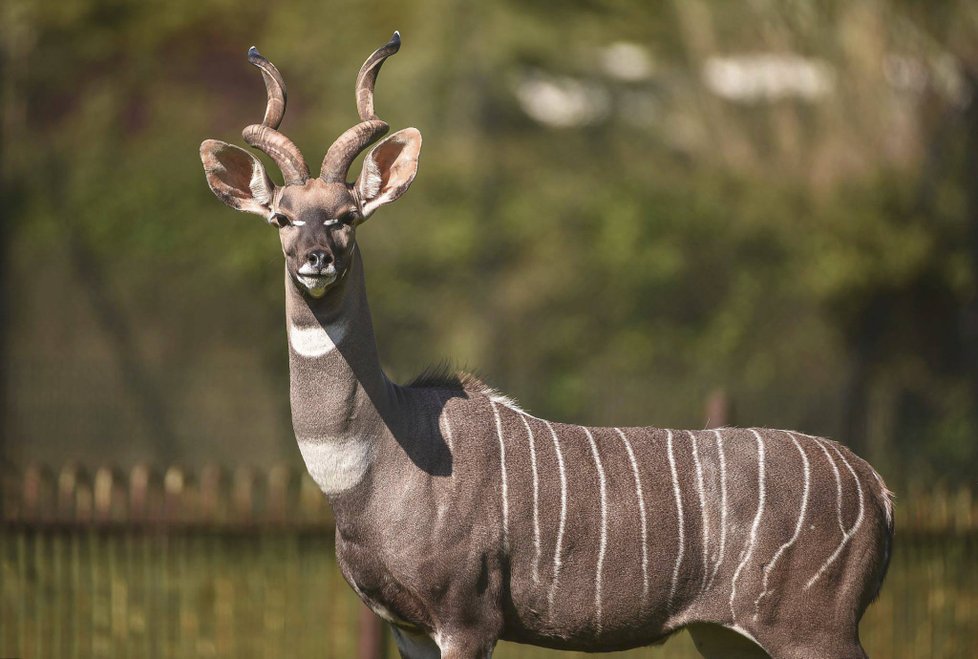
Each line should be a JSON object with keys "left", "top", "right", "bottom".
{"left": 498, "top": 501, "right": 678, "bottom": 650}
{"left": 502, "top": 569, "right": 677, "bottom": 652}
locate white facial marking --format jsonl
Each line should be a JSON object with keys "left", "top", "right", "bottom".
{"left": 520, "top": 415, "right": 542, "bottom": 584}
{"left": 666, "top": 429, "right": 685, "bottom": 606}
{"left": 291, "top": 219, "right": 306, "bottom": 226}
{"left": 689, "top": 430, "right": 711, "bottom": 594}
{"left": 296, "top": 435, "right": 373, "bottom": 495}
{"left": 545, "top": 420, "right": 568, "bottom": 617}
{"left": 491, "top": 401, "right": 509, "bottom": 550}
{"left": 754, "top": 431, "right": 810, "bottom": 619}
{"left": 583, "top": 427, "right": 608, "bottom": 631}
{"left": 324, "top": 218, "right": 339, "bottom": 226}
{"left": 804, "top": 438, "right": 865, "bottom": 590}
{"left": 295, "top": 263, "right": 338, "bottom": 298}
{"left": 615, "top": 428, "right": 649, "bottom": 607}
{"left": 729, "top": 429, "right": 766, "bottom": 621}
{"left": 707, "top": 429, "right": 728, "bottom": 591}
{"left": 288, "top": 322, "right": 346, "bottom": 358}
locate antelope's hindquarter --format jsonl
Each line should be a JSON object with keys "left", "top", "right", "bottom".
{"left": 485, "top": 406, "right": 892, "bottom": 646}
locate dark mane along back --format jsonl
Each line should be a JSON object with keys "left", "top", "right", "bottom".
{"left": 406, "top": 364, "right": 525, "bottom": 411}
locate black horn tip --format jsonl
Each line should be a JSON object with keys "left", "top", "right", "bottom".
{"left": 247, "top": 46, "right": 264, "bottom": 63}
{"left": 389, "top": 31, "right": 401, "bottom": 50}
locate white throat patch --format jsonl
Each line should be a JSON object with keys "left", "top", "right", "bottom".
{"left": 297, "top": 435, "right": 374, "bottom": 495}
{"left": 289, "top": 322, "right": 348, "bottom": 358}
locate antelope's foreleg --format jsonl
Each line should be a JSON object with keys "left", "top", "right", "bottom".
{"left": 392, "top": 627, "right": 439, "bottom": 659}
{"left": 392, "top": 626, "right": 498, "bottom": 659}
{"left": 688, "top": 623, "right": 770, "bottom": 659}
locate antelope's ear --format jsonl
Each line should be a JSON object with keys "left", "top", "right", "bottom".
{"left": 355, "top": 128, "right": 422, "bottom": 219}
{"left": 200, "top": 139, "right": 275, "bottom": 217}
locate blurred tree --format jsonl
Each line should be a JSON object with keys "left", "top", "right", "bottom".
{"left": 1, "top": 0, "right": 975, "bottom": 488}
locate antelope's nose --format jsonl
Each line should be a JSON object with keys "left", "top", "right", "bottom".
{"left": 306, "top": 250, "right": 333, "bottom": 270}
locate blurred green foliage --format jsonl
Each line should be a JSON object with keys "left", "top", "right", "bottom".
{"left": 2, "top": 0, "right": 977, "bottom": 488}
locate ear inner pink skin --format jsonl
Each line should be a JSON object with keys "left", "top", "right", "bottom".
{"left": 198, "top": 34, "right": 895, "bottom": 659}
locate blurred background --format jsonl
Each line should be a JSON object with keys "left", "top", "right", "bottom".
{"left": 1, "top": 0, "right": 976, "bottom": 657}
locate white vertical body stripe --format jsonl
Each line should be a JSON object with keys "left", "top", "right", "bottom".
{"left": 729, "top": 429, "right": 766, "bottom": 621}
{"left": 583, "top": 427, "right": 608, "bottom": 630}
{"left": 666, "top": 430, "right": 685, "bottom": 606}
{"left": 689, "top": 431, "right": 711, "bottom": 593}
{"left": 545, "top": 420, "right": 568, "bottom": 615}
{"left": 520, "top": 415, "right": 542, "bottom": 584}
{"left": 614, "top": 428, "right": 649, "bottom": 605}
{"left": 491, "top": 401, "right": 509, "bottom": 549}
{"left": 804, "top": 440, "right": 866, "bottom": 590}
{"left": 707, "top": 429, "right": 728, "bottom": 590}
{"left": 753, "top": 432, "right": 810, "bottom": 619}
{"left": 438, "top": 397, "right": 455, "bottom": 453}
{"left": 438, "top": 400, "right": 455, "bottom": 490}
{"left": 812, "top": 435, "right": 846, "bottom": 539}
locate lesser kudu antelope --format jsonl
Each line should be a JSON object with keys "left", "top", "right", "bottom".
{"left": 199, "top": 33, "right": 895, "bottom": 659}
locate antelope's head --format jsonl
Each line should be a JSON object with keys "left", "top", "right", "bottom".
{"left": 200, "top": 33, "right": 421, "bottom": 299}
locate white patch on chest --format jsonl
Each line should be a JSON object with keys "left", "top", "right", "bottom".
{"left": 347, "top": 580, "right": 415, "bottom": 628}
{"left": 297, "top": 435, "right": 373, "bottom": 494}
{"left": 289, "top": 322, "right": 348, "bottom": 358}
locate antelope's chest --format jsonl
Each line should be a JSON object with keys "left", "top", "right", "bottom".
{"left": 334, "top": 529, "right": 436, "bottom": 632}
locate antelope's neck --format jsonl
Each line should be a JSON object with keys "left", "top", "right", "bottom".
{"left": 284, "top": 255, "right": 394, "bottom": 500}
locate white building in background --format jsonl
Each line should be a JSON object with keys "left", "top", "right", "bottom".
{"left": 702, "top": 54, "right": 835, "bottom": 102}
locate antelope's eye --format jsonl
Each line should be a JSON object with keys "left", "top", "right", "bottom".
{"left": 324, "top": 211, "right": 356, "bottom": 228}
{"left": 268, "top": 212, "right": 291, "bottom": 228}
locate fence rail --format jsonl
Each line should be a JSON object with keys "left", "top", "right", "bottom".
{"left": 4, "top": 463, "right": 976, "bottom": 531}
{"left": 1, "top": 464, "right": 334, "bottom": 529}
{"left": 2, "top": 465, "right": 977, "bottom": 658}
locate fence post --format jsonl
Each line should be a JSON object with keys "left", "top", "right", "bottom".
{"left": 163, "top": 466, "right": 186, "bottom": 524}
{"left": 267, "top": 465, "right": 294, "bottom": 526}
{"left": 199, "top": 464, "right": 227, "bottom": 524}
{"left": 232, "top": 466, "right": 257, "bottom": 526}
{"left": 94, "top": 467, "right": 127, "bottom": 524}
{"left": 704, "top": 388, "right": 732, "bottom": 428}
{"left": 23, "top": 464, "right": 53, "bottom": 523}
{"left": 358, "top": 606, "right": 385, "bottom": 659}
{"left": 129, "top": 464, "right": 165, "bottom": 525}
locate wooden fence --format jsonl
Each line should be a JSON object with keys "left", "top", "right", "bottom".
{"left": 2, "top": 464, "right": 977, "bottom": 658}
{"left": 1, "top": 464, "right": 334, "bottom": 529}
{"left": 5, "top": 463, "right": 976, "bottom": 531}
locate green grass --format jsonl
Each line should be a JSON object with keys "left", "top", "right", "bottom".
{"left": 1, "top": 528, "right": 975, "bottom": 658}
